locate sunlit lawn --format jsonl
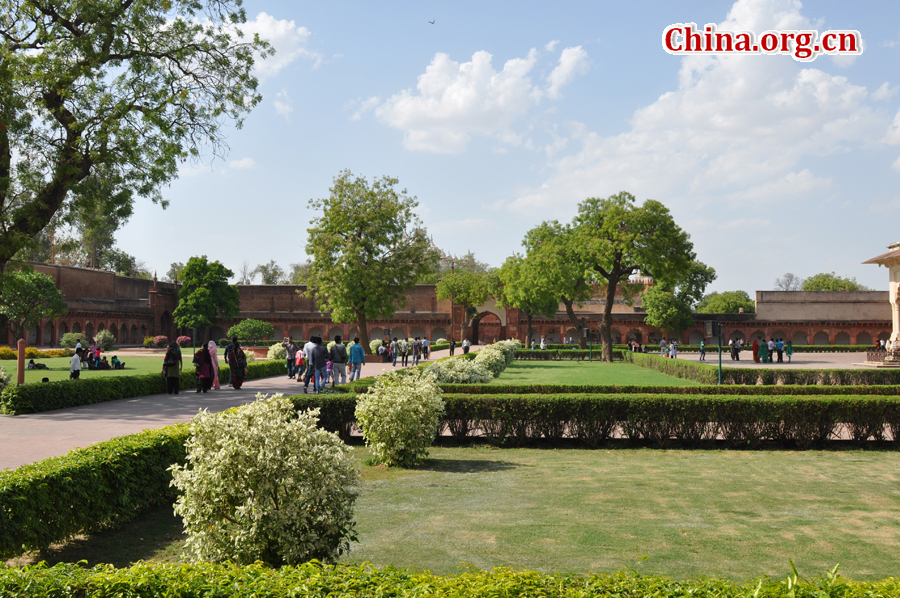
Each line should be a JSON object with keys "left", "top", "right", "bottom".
{"left": 1, "top": 355, "right": 197, "bottom": 384}
{"left": 494, "top": 360, "right": 701, "bottom": 386}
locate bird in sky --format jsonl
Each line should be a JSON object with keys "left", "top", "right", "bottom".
{"left": 428, "top": 19, "right": 435, "bottom": 24}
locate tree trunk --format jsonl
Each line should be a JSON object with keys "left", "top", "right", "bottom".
{"left": 525, "top": 312, "right": 533, "bottom": 346}
{"left": 600, "top": 279, "right": 618, "bottom": 362}
{"left": 357, "top": 311, "right": 371, "bottom": 355}
{"left": 561, "top": 297, "right": 586, "bottom": 349}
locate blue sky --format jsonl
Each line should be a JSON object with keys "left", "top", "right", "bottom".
{"left": 117, "top": 0, "right": 900, "bottom": 293}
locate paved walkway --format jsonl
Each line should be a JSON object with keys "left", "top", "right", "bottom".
{"left": 0, "top": 345, "right": 481, "bottom": 471}
{"left": 675, "top": 350, "right": 873, "bottom": 369}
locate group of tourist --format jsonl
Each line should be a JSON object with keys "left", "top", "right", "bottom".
{"left": 751, "top": 338, "right": 793, "bottom": 363}
{"left": 161, "top": 337, "right": 247, "bottom": 395}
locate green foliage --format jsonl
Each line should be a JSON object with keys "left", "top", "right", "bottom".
{"left": 226, "top": 319, "right": 274, "bottom": 344}
{"left": 802, "top": 272, "right": 871, "bottom": 291}
{"left": 171, "top": 394, "right": 359, "bottom": 566}
{"left": 305, "top": 170, "right": 440, "bottom": 354}
{"left": 163, "top": 262, "right": 186, "bottom": 283}
{"left": 0, "top": 562, "right": 895, "bottom": 598}
{"left": 497, "top": 254, "right": 560, "bottom": 341}
{"left": 696, "top": 290, "right": 756, "bottom": 313}
{"left": 267, "top": 343, "right": 287, "bottom": 360}
{"left": 369, "top": 339, "right": 383, "bottom": 354}
{"left": 417, "top": 249, "right": 490, "bottom": 284}
{"left": 0, "top": 366, "right": 9, "bottom": 393}
{"left": 0, "top": 360, "right": 286, "bottom": 415}
{"left": 99, "top": 247, "right": 150, "bottom": 278}
{"left": 57, "top": 333, "right": 83, "bottom": 349}
{"left": 515, "top": 349, "right": 624, "bottom": 361}
{"left": 94, "top": 329, "right": 116, "bottom": 351}
{"left": 0, "top": 424, "right": 189, "bottom": 559}
{"left": 253, "top": 260, "right": 287, "bottom": 284}
{"left": 0, "top": 0, "right": 265, "bottom": 268}
{"left": 473, "top": 341, "right": 518, "bottom": 377}
{"left": 288, "top": 262, "right": 312, "bottom": 285}
{"left": 355, "top": 369, "right": 445, "bottom": 467}
{"left": 427, "top": 356, "right": 493, "bottom": 383}
{"left": 641, "top": 286, "right": 694, "bottom": 333}
{"left": 0, "top": 268, "right": 67, "bottom": 341}
{"left": 174, "top": 257, "right": 240, "bottom": 331}
{"left": 435, "top": 270, "right": 492, "bottom": 337}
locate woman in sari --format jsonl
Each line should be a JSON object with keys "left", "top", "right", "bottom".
{"left": 752, "top": 339, "right": 759, "bottom": 363}
{"left": 193, "top": 343, "right": 213, "bottom": 393}
{"left": 228, "top": 342, "right": 246, "bottom": 389}
{"left": 208, "top": 340, "right": 220, "bottom": 390}
{"left": 758, "top": 340, "right": 768, "bottom": 364}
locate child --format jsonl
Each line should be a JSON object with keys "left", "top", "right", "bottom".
{"left": 326, "top": 358, "right": 334, "bottom": 387}
{"left": 295, "top": 351, "right": 305, "bottom": 383}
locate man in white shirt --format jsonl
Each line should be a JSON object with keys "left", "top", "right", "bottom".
{"left": 70, "top": 348, "right": 83, "bottom": 379}
{"left": 302, "top": 337, "right": 317, "bottom": 391}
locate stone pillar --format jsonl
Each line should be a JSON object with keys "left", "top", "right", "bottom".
{"left": 891, "top": 264, "right": 900, "bottom": 346}
{"left": 16, "top": 338, "right": 25, "bottom": 386}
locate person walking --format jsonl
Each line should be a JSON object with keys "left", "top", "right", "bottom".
{"left": 775, "top": 338, "right": 784, "bottom": 363}
{"left": 786, "top": 340, "right": 793, "bottom": 363}
{"left": 282, "top": 336, "right": 299, "bottom": 379}
{"left": 70, "top": 348, "right": 83, "bottom": 379}
{"left": 302, "top": 336, "right": 316, "bottom": 391}
{"left": 228, "top": 341, "right": 247, "bottom": 389}
{"left": 540, "top": 337, "right": 547, "bottom": 350}
{"left": 349, "top": 337, "right": 366, "bottom": 381}
{"left": 294, "top": 350, "right": 305, "bottom": 384}
{"left": 390, "top": 337, "right": 399, "bottom": 366}
{"left": 660, "top": 338, "right": 667, "bottom": 356}
{"left": 192, "top": 342, "right": 213, "bottom": 393}
{"left": 163, "top": 342, "right": 181, "bottom": 394}
{"left": 669, "top": 341, "right": 678, "bottom": 359}
{"left": 413, "top": 337, "right": 421, "bottom": 366}
{"left": 401, "top": 338, "right": 409, "bottom": 366}
{"left": 699, "top": 339, "right": 706, "bottom": 361}
{"left": 224, "top": 336, "right": 236, "bottom": 387}
{"left": 463, "top": 337, "right": 471, "bottom": 354}
{"left": 422, "top": 337, "right": 430, "bottom": 360}
{"left": 767, "top": 338, "right": 776, "bottom": 364}
{"left": 330, "top": 335, "right": 348, "bottom": 386}
{"left": 208, "top": 340, "right": 220, "bottom": 390}
{"left": 752, "top": 339, "right": 760, "bottom": 363}
{"left": 449, "top": 338, "right": 456, "bottom": 356}
{"left": 758, "top": 340, "right": 769, "bottom": 364}
{"left": 311, "top": 337, "right": 329, "bottom": 393}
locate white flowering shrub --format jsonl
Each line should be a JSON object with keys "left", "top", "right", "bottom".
{"left": 369, "top": 339, "right": 382, "bottom": 354}
{"left": 170, "top": 393, "right": 360, "bottom": 566}
{"left": 0, "top": 366, "right": 10, "bottom": 393}
{"left": 267, "top": 343, "right": 287, "bottom": 360}
{"left": 473, "top": 345, "right": 507, "bottom": 378}
{"left": 94, "top": 329, "right": 116, "bottom": 351}
{"left": 434, "top": 338, "right": 447, "bottom": 344}
{"left": 427, "top": 357, "right": 493, "bottom": 384}
{"left": 355, "top": 369, "right": 444, "bottom": 467}
{"left": 243, "top": 348, "right": 256, "bottom": 363}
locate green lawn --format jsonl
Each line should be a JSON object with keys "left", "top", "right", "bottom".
{"left": 0, "top": 355, "right": 195, "bottom": 384}
{"left": 494, "top": 360, "right": 701, "bottom": 386}
{"left": 14, "top": 447, "right": 900, "bottom": 581}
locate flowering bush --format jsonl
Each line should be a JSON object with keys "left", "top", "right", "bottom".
{"left": 435, "top": 338, "right": 447, "bottom": 344}
{"left": 170, "top": 393, "right": 360, "bottom": 566}
{"left": 267, "top": 343, "right": 287, "bottom": 360}
{"left": 177, "top": 336, "right": 192, "bottom": 348}
{"left": 472, "top": 340, "right": 520, "bottom": 378}
{"left": 94, "top": 329, "right": 116, "bottom": 351}
{"left": 427, "top": 357, "right": 493, "bottom": 384}
{"left": 355, "top": 368, "right": 444, "bottom": 467}
{"left": 0, "top": 347, "right": 15, "bottom": 360}
{"left": 369, "top": 339, "right": 383, "bottom": 354}
{"left": 143, "top": 336, "right": 168, "bottom": 348}
{"left": 58, "top": 332, "right": 83, "bottom": 349}
{"left": 0, "top": 366, "right": 9, "bottom": 393}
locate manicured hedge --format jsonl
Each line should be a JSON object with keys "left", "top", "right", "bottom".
{"left": 0, "top": 424, "right": 189, "bottom": 560}
{"left": 539, "top": 344, "right": 881, "bottom": 353}
{"left": 0, "top": 347, "right": 75, "bottom": 360}
{"left": 622, "top": 351, "right": 900, "bottom": 385}
{"left": 289, "top": 392, "right": 900, "bottom": 448}
{"left": 515, "top": 349, "right": 623, "bottom": 361}
{"left": 435, "top": 383, "right": 900, "bottom": 396}
{"left": 1, "top": 561, "right": 891, "bottom": 598}
{"left": 0, "top": 360, "right": 287, "bottom": 415}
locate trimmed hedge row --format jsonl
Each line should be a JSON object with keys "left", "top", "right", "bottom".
{"left": 435, "top": 383, "right": 900, "bottom": 395}
{"left": 0, "top": 360, "right": 287, "bottom": 415}
{"left": 0, "top": 424, "right": 189, "bottom": 560}
{"left": 0, "top": 562, "right": 889, "bottom": 598}
{"left": 0, "top": 347, "right": 75, "bottom": 360}
{"left": 515, "top": 349, "right": 624, "bottom": 361}
{"left": 541, "top": 344, "right": 880, "bottom": 353}
{"left": 622, "top": 351, "right": 900, "bottom": 385}
{"left": 291, "top": 393, "right": 900, "bottom": 448}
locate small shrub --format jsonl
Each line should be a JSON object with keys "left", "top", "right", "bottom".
{"left": 0, "top": 366, "right": 9, "bottom": 393}
{"left": 171, "top": 394, "right": 359, "bottom": 566}
{"left": 474, "top": 345, "right": 507, "bottom": 378}
{"left": 227, "top": 319, "right": 275, "bottom": 345}
{"left": 267, "top": 343, "right": 287, "bottom": 360}
{"left": 435, "top": 338, "right": 447, "bottom": 344}
{"left": 427, "top": 357, "right": 493, "bottom": 384}
{"left": 0, "top": 347, "right": 13, "bottom": 359}
{"left": 144, "top": 336, "right": 168, "bottom": 348}
{"left": 58, "top": 332, "right": 83, "bottom": 349}
{"left": 177, "top": 336, "right": 192, "bottom": 348}
{"left": 369, "top": 339, "right": 382, "bottom": 354}
{"left": 94, "top": 329, "right": 116, "bottom": 351}
{"left": 355, "top": 368, "right": 445, "bottom": 467}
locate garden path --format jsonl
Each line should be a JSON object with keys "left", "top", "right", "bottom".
{"left": 0, "top": 344, "right": 481, "bottom": 471}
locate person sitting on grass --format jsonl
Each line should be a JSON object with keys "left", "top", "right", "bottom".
{"left": 99, "top": 356, "right": 111, "bottom": 370}
{"left": 111, "top": 355, "right": 125, "bottom": 369}
{"left": 27, "top": 359, "right": 49, "bottom": 370}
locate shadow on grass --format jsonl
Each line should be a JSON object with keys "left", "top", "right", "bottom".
{"left": 8, "top": 506, "right": 185, "bottom": 568}
{"left": 413, "top": 459, "right": 521, "bottom": 474}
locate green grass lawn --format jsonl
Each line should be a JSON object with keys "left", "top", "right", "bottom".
{"left": 14, "top": 447, "right": 900, "bottom": 581}
{"left": 494, "top": 361, "right": 701, "bottom": 386}
{"left": 0, "top": 355, "right": 195, "bottom": 384}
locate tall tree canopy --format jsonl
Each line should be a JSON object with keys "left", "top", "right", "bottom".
{"left": 0, "top": 0, "right": 266, "bottom": 270}
{"left": 802, "top": 272, "right": 870, "bottom": 292}
{"left": 435, "top": 269, "right": 493, "bottom": 341}
{"left": 0, "top": 267, "right": 67, "bottom": 342}
{"left": 305, "top": 170, "right": 439, "bottom": 354}
{"left": 696, "top": 290, "right": 756, "bottom": 314}
{"left": 173, "top": 256, "right": 240, "bottom": 334}
{"left": 497, "top": 254, "right": 559, "bottom": 345}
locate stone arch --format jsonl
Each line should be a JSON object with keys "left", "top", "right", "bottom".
{"left": 472, "top": 299, "right": 507, "bottom": 326}
{"left": 647, "top": 330, "right": 662, "bottom": 344}
{"left": 729, "top": 330, "right": 746, "bottom": 343}
{"left": 813, "top": 331, "right": 830, "bottom": 345}
{"left": 160, "top": 311, "right": 172, "bottom": 338}
{"left": 834, "top": 331, "right": 851, "bottom": 345}
{"left": 28, "top": 326, "right": 38, "bottom": 345}
{"left": 878, "top": 330, "right": 891, "bottom": 341}
{"left": 289, "top": 326, "right": 304, "bottom": 340}
{"left": 607, "top": 328, "right": 622, "bottom": 344}
{"left": 58, "top": 321, "right": 68, "bottom": 338}
{"left": 140, "top": 324, "right": 147, "bottom": 340}
{"left": 749, "top": 330, "right": 766, "bottom": 343}
{"left": 97, "top": 322, "right": 106, "bottom": 333}
{"left": 109, "top": 324, "right": 118, "bottom": 344}
{"left": 431, "top": 327, "right": 447, "bottom": 341}
{"left": 368, "top": 327, "right": 384, "bottom": 341}
{"left": 771, "top": 330, "right": 788, "bottom": 342}
{"left": 792, "top": 331, "right": 808, "bottom": 345}
{"left": 688, "top": 329, "right": 704, "bottom": 345}
{"left": 118, "top": 323, "right": 128, "bottom": 344}
{"left": 72, "top": 321, "right": 81, "bottom": 334}
{"left": 131, "top": 324, "right": 138, "bottom": 344}
{"left": 85, "top": 322, "right": 94, "bottom": 340}
{"left": 348, "top": 327, "right": 359, "bottom": 340}
{"left": 410, "top": 325, "right": 426, "bottom": 339}
{"left": 856, "top": 331, "right": 873, "bottom": 345}
{"left": 626, "top": 328, "right": 643, "bottom": 344}
{"left": 307, "top": 327, "right": 324, "bottom": 341}
{"left": 326, "top": 326, "right": 343, "bottom": 342}
{"left": 543, "top": 328, "right": 560, "bottom": 343}
{"left": 43, "top": 323, "right": 53, "bottom": 345}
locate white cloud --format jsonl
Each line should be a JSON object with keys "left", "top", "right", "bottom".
{"left": 240, "top": 12, "right": 321, "bottom": 80}
{"left": 374, "top": 47, "right": 589, "bottom": 153}
{"left": 893, "top": 156, "right": 900, "bottom": 171}
{"left": 351, "top": 96, "right": 380, "bottom": 121}
{"left": 509, "top": 0, "right": 881, "bottom": 215}
{"left": 545, "top": 40, "right": 560, "bottom": 52}
{"left": 546, "top": 46, "right": 589, "bottom": 99}
{"left": 229, "top": 157, "right": 256, "bottom": 170}
{"left": 273, "top": 89, "right": 293, "bottom": 120}
{"left": 869, "top": 198, "right": 900, "bottom": 214}
{"left": 874, "top": 82, "right": 899, "bottom": 101}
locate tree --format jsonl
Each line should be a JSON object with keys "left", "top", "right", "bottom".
{"left": 237, "top": 261, "right": 255, "bottom": 285}
{"left": 496, "top": 254, "right": 559, "bottom": 345}
{"left": 696, "top": 291, "right": 756, "bottom": 314}
{"left": 519, "top": 221, "right": 595, "bottom": 349}
{"left": 0, "top": 0, "right": 266, "bottom": 271}
{"left": 774, "top": 272, "right": 804, "bottom": 291}
{"left": 173, "top": 257, "right": 240, "bottom": 337}
{"left": 418, "top": 250, "right": 490, "bottom": 284}
{"left": 254, "top": 260, "right": 286, "bottom": 284}
{"left": 164, "top": 262, "right": 186, "bottom": 284}
{"left": 572, "top": 192, "right": 711, "bottom": 361}
{"left": 802, "top": 272, "right": 870, "bottom": 292}
{"left": 642, "top": 287, "right": 694, "bottom": 336}
{"left": 305, "top": 170, "right": 440, "bottom": 355}
{"left": 99, "top": 247, "right": 150, "bottom": 279}
{"left": 0, "top": 268, "right": 67, "bottom": 341}
{"left": 435, "top": 270, "right": 492, "bottom": 341}
{"left": 289, "top": 262, "right": 312, "bottom": 285}
{"left": 227, "top": 319, "right": 275, "bottom": 344}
